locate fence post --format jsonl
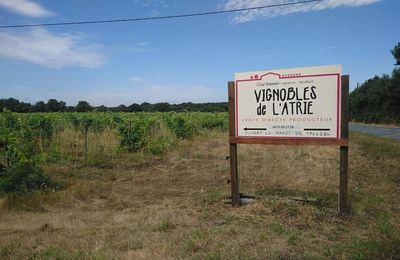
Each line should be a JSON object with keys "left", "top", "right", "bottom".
{"left": 228, "top": 81, "right": 240, "bottom": 206}
{"left": 339, "top": 75, "right": 349, "bottom": 214}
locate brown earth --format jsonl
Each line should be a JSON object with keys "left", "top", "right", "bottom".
{"left": 0, "top": 130, "right": 399, "bottom": 259}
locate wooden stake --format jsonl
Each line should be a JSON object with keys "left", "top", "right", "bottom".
{"left": 228, "top": 81, "right": 240, "bottom": 206}
{"left": 339, "top": 75, "right": 349, "bottom": 214}
{"left": 84, "top": 126, "right": 89, "bottom": 161}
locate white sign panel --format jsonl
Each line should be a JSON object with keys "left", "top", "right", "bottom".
{"left": 235, "top": 65, "right": 342, "bottom": 139}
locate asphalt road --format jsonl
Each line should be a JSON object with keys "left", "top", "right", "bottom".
{"left": 350, "top": 123, "right": 400, "bottom": 140}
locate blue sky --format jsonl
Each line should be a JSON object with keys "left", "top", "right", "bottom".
{"left": 0, "top": 0, "right": 398, "bottom": 106}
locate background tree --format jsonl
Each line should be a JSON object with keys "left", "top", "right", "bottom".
{"left": 47, "top": 99, "right": 60, "bottom": 112}
{"left": 127, "top": 103, "right": 142, "bottom": 112}
{"left": 140, "top": 102, "right": 153, "bottom": 112}
{"left": 96, "top": 105, "right": 108, "bottom": 112}
{"left": 391, "top": 42, "right": 400, "bottom": 66}
{"left": 0, "top": 98, "right": 32, "bottom": 112}
{"left": 75, "top": 101, "right": 92, "bottom": 112}
{"left": 58, "top": 101, "right": 66, "bottom": 112}
{"left": 349, "top": 42, "right": 400, "bottom": 125}
{"left": 0, "top": 99, "right": 228, "bottom": 113}
{"left": 34, "top": 101, "right": 47, "bottom": 112}
{"left": 153, "top": 102, "right": 171, "bottom": 112}
{"left": 116, "top": 104, "right": 128, "bottom": 112}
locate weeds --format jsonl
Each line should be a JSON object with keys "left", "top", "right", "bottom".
{"left": 345, "top": 239, "right": 400, "bottom": 259}
{"left": 156, "top": 218, "right": 176, "bottom": 232}
{"left": 0, "top": 124, "right": 399, "bottom": 259}
{"left": 352, "top": 132, "right": 400, "bottom": 160}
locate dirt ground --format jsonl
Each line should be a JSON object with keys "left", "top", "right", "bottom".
{"left": 0, "top": 130, "right": 399, "bottom": 259}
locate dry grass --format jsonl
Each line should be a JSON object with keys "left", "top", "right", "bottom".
{"left": 0, "top": 130, "right": 399, "bottom": 259}
{"left": 50, "top": 128, "right": 120, "bottom": 167}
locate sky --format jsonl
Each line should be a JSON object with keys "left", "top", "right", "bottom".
{"left": 0, "top": 0, "right": 399, "bottom": 106}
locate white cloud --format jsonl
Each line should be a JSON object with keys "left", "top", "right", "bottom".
{"left": 222, "top": 0, "right": 382, "bottom": 23}
{"left": 129, "top": 41, "right": 156, "bottom": 52}
{"left": 0, "top": 28, "right": 105, "bottom": 68}
{"left": 133, "top": 0, "right": 170, "bottom": 8}
{"left": 0, "top": 0, "right": 55, "bottom": 17}
{"left": 128, "top": 76, "right": 147, "bottom": 83}
{"left": 108, "top": 41, "right": 158, "bottom": 56}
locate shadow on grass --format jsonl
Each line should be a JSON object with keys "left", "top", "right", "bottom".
{"left": 256, "top": 187, "right": 338, "bottom": 209}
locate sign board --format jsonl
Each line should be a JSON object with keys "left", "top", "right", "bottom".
{"left": 235, "top": 65, "right": 342, "bottom": 139}
{"left": 228, "top": 68, "right": 349, "bottom": 213}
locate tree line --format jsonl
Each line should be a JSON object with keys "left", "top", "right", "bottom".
{"left": 349, "top": 42, "right": 400, "bottom": 125}
{"left": 0, "top": 98, "right": 227, "bottom": 113}
{"left": 2, "top": 42, "right": 399, "bottom": 123}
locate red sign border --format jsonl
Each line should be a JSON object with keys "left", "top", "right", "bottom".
{"left": 235, "top": 72, "right": 341, "bottom": 139}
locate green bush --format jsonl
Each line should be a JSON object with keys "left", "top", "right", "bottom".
{"left": 147, "top": 136, "right": 173, "bottom": 155}
{"left": 166, "top": 114, "right": 196, "bottom": 139}
{"left": 0, "top": 110, "right": 51, "bottom": 193}
{"left": 118, "top": 121, "right": 147, "bottom": 152}
{"left": 198, "top": 113, "right": 228, "bottom": 130}
{"left": 0, "top": 151, "right": 48, "bottom": 192}
{"left": 25, "top": 115, "right": 54, "bottom": 149}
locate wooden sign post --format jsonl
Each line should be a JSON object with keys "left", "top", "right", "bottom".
{"left": 228, "top": 65, "right": 349, "bottom": 213}
{"left": 339, "top": 75, "right": 349, "bottom": 213}
{"left": 228, "top": 81, "right": 240, "bottom": 206}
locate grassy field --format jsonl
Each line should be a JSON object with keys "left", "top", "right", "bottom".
{"left": 0, "top": 129, "right": 399, "bottom": 259}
